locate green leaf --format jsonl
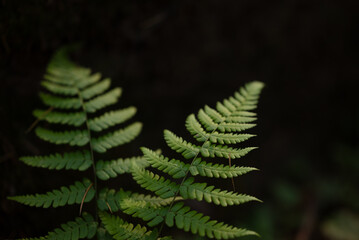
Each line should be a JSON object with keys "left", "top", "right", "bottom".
{"left": 165, "top": 129, "right": 256, "bottom": 159}
{"left": 33, "top": 109, "right": 86, "bottom": 127}
{"left": 8, "top": 179, "right": 95, "bottom": 208}
{"left": 84, "top": 88, "right": 122, "bottom": 113}
{"left": 190, "top": 158, "right": 258, "bottom": 178}
{"left": 121, "top": 200, "right": 258, "bottom": 239}
{"left": 198, "top": 109, "right": 255, "bottom": 133}
{"left": 99, "top": 212, "right": 153, "bottom": 240}
{"left": 96, "top": 155, "right": 149, "bottom": 180}
{"left": 88, "top": 107, "right": 137, "bottom": 132}
{"left": 141, "top": 147, "right": 188, "bottom": 179}
{"left": 132, "top": 168, "right": 258, "bottom": 207}
{"left": 92, "top": 122, "right": 142, "bottom": 153}
{"left": 39, "top": 92, "right": 82, "bottom": 109}
{"left": 186, "top": 114, "right": 255, "bottom": 144}
{"left": 164, "top": 130, "right": 199, "bottom": 159}
{"left": 41, "top": 81, "right": 78, "bottom": 96}
{"left": 30, "top": 212, "right": 98, "bottom": 239}
{"left": 81, "top": 78, "right": 111, "bottom": 100}
{"left": 20, "top": 150, "right": 92, "bottom": 171}
{"left": 35, "top": 127, "right": 89, "bottom": 146}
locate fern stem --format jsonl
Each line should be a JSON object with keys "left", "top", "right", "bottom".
{"left": 77, "top": 90, "right": 99, "bottom": 222}
{"left": 157, "top": 109, "right": 240, "bottom": 237}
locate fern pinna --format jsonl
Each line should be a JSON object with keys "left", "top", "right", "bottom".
{"left": 7, "top": 48, "right": 160, "bottom": 240}
{"left": 119, "top": 81, "right": 264, "bottom": 239}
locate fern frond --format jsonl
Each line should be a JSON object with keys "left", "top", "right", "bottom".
{"left": 96, "top": 156, "right": 149, "bottom": 180}
{"left": 88, "top": 107, "right": 137, "bottom": 132}
{"left": 141, "top": 147, "right": 187, "bottom": 179}
{"left": 76, "top": 72, "right": 103, "bottom": 89}
{"left": 132, "top": 167, "right": 178, "bottom": 199}
{"left": 142, "top": 148, "right": 257, "bottom": 179}
{"left": 165, "top": 130, "right": 256, "bottom": 159}
{"left": 84, "top": 88, "right": 122, "bottom": 113}
{"left": 203, "top": 105, "right": 257, "bottom": 123}
{"left": 33, "top": 109, "right": 86, "bottom": 126}
{"left": 8, "top": 179, "right": 95, "bottom": 208}
{"left": 99, "top": 212, "right": 153, "bottom": 240}
{"left": 20, "top": 150, "right": 92, "bottom": 171}
{"left": 200, "top": 141, "right": 257, "bottom": 159}
{"left": 97, "top": 188, "right": 180, "bottom": 213}
{"left": 41, "top": 81, "right": 78, "bottom": 96}
{"left": 189, "top": 158, "right": 258, "bottom": 178}
{"left": 129, "top": 193, "right": 182, "bottom": 208}
{"left": 35, "top": 127, "right": 89, "bottom": 146}
{"left": 98, "top": 188, "right": 130, "bottom": 212}
{"left": 92, "top": 122, "right": 142, "bottom": 153}
{"left": 39, "top": 92, "right": 82, "bottom": 109}
{"left": 132, "top": 168, "right": 258, "bottom": 206}
{"left": 186, "top": 114, "right": 255, "bottom": 144}
{"left": 81, "top": 78, "right": 111, "bottom": 100}
{"left": 121, "top": 200, "right": 257, "bottom": 239}
{"left": 163, "top": 130, "right": 199, "bottom": 159}
{"left": 198, "top": 109, "right": 255, "bottom": 133}
{"left": 31, "top": 212, "right": 98, "bottom": 240}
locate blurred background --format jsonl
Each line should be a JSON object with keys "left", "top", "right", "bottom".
{"left": 0, "top": 0, "right": 358, "bottom": 239}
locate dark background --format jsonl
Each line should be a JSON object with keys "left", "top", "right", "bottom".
{"left": 1, "top": 1, "right": 358, "bottom": 239}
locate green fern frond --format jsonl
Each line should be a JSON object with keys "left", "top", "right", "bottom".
{"left": 163, "top": 130, "right": 199, "bottom": 159}
{"left": 164, "top": 130, "right": 256, "bottom": 159}
{"left": 33, "top": 109, "right": 86, "bottom": 126}
{"left": 130, "top": 81, "right": 264, "bottom": 238}
{"left": 189, "top": 158, "right": 258, "bottom": 178}
{"left": 20, "top": 150, "right": 92, "bottom": 171}
{"left": 202, "top": 105, "right": 257, "bottom": 124}
{"left": 8, "top": 179, "right": 95, "bottom": 208}
{"left": 76, "top": 72, "right": 103, "bottom": 89}
{"left": 198, "top": 109, "right": 255, "bottom": 132}
{"left": 200, "top": 141, "right": 257, "bottom": 159}
{"left": 35, "top": 127, "right": 89, "bottom": 146}
{"left": 121, "top": 200, "right": 258, "bottom": 239}
{"left": 132, "top": 167, "right": 258, "bottom": 206}
{"left": 98, "top": 188, "right": 130, "bottom": 212}
{"left": 88, "top": 107, "right": 137, "bottom": 132}
{"left": 39, "top": 92, "right": 82, "bottom": 109}
{"left": 41, "top": 81, "right": 78, "bottom": 96}
{"left": 81, "top": 78, "right": 111, "bottom": 100}
{"left": 96, "top": 156, "right": 149, "bottom": 180}
{"left": 30, "top": 212, "right": 98, "bottom": 240}
{"left": 92, "top": 122, "right": 142, "bottom": 153}
{"left": 97, "top": 188, "right": 180, "bottom": 213}
{"left": 129, "top": 193, "right": 182, "bottom": 208}
{"left": 84, "top": 88, "right": 122, "bottom": 113}
{"left": 142, "top": 147, "right": 257, "bottom": 179}
{"left": 186, "top": 114, "right": 255, "bottom": 144}
{"left": 141, "top": 147, "right": 187, "bottom": 179}
{"left": 99, "top": 212, "right": 153, "bottom": 240}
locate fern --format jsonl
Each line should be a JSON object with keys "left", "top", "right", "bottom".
{"left": 128, "top": 81, "right": 264, "bottom": 239}
{"left": 31, "top": 212, "right": 98, "bottom": 240}
{"left": 7, "top": 47, "right": 158, "bottom": 240}
{"left": 8, "top": 179, "right": 95, "bottom": 208}
{"left": 9, "top": 46, "right": 265, "bottom": 239}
